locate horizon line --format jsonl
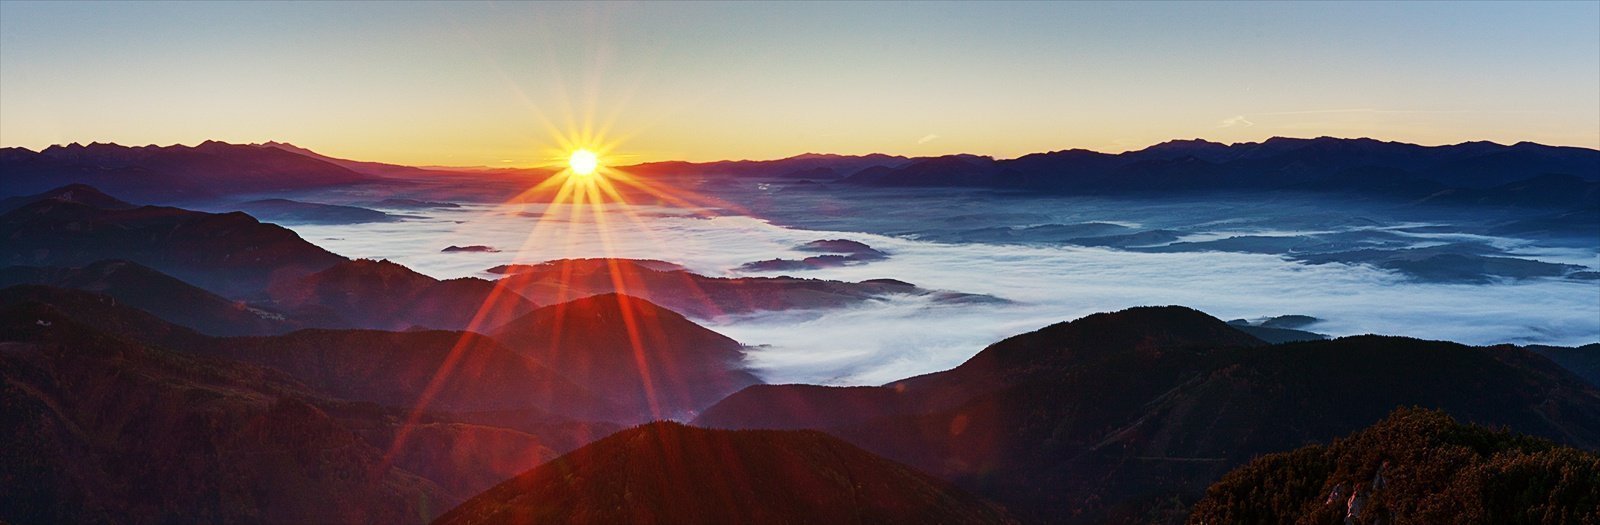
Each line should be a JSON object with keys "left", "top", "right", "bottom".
{"left": 4, "top": 134, "right": 1597, "bottom": 171}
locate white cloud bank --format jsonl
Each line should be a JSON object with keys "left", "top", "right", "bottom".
{"left": 290, "top": 202, "right": 1600, "bottom": 386}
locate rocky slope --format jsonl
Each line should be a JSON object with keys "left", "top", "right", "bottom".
{"left": 1188, "top": 408, "right": 1600, "bottom": 524}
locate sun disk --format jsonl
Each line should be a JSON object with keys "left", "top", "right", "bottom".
{"left": 569, "top": 149, "right": 599, "bottom": 176}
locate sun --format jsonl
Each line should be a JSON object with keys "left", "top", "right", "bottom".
{"left": 569, "top": 148, "right": 599, "bottom": 176}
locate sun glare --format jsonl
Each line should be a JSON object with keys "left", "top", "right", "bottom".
{"left": 569, "top": 149, "right": 599, "bottom": 176}
{"left": 381, "top": 126, "right": 757, "bottom": 470}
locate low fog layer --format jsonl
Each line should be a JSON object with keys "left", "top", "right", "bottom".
{"left": 288, "top": 197, "right": 1600, "bottom": 385}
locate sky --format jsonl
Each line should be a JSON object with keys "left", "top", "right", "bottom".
{"left": 2, "top": 1, "right": 1597, "bottom": 166}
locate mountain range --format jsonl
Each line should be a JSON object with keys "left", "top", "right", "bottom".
{"left": 5, "top": 137, "right": 1596, "bottom": 211}
{"left": 695, "top": 307, "right": 1600, "bottom": 523}
{"left": 615, "top": 136, "right": 1600, "bottom": 210}
{"left": 9, "top": 275, "right": 1591, "bottom": 523}
{"left": 0, "top": 185, "right": 347, "bottom": 297}
{"left": 1, "top": 141, "right": 1596, "bottom": 523}
{"left": 0, "top": 141, "right": 377, "bottom": 203}
{"left": 836, "top": 137, "right": 1600, "bottom": 205}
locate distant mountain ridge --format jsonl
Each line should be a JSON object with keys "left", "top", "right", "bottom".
{"left": 7, "top": 137, "right": 1595, "bottom": 207}
{"left": 837, "top": 137, "right": 1600, "bottom": 207}
{"left": 254, "top": 140, "right": 480, "bottom": 178}
{"left": 624, "top": 152, "right": 912, "bottom": 179}
{"left": 1, "top": 140, "right": 377, "bottom": 203}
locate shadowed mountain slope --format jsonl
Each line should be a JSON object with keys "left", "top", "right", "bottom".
{"left": 491, "top": 293, "right": 760, "bottom": 421}
{"left": 0, "top": 260, "right": 293, "bottom": 336}
{"left": 211, "top": 329, "right": 619, "bottom": 417}
{"left": 0, "top": 185, "right": 346, "bottom": 297}
{"left": 0, "top": 284, "right": 616, "bottom": 419}
{"left": 1188, "top": 408, "right": 1600, "bottom": 525}
{"left": 268, "top": 258, "right": 539, "bottom": 331}
{"left": 699, "top": 306, "right": 1266, "bottom": 430}
{"left": 0, "top": 301, "right": 447, "bottom": 524}
{"left": 0, "top": 287, "right": 624, "bottom": 511}
{"left": 1527, "top": 343, "right": 1600, "bottom": 389}
{"left": 696, "top": 307, "right": 1600, "bottom": 524}
{"left": 1, "top": 188, "right": 535, "bottom": 333}
{"left": 0, "top": 285, "right": 215, "bottom": 350}
{"left": 432, "top": 422, "right": 1016, "bottom": 525}
{"left": 0, "top": 183, "right": 136, "bottom": 213}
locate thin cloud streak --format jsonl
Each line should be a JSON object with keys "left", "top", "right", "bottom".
{"left": 1218, "top": 115, "right": 1254, "bottom": 128}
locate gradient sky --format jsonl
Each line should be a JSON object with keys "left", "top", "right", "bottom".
{"left": 2, "top": 1, "right": 1596, "bottom": 166}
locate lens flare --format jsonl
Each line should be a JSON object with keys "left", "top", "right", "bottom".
{"left": 377, "top": 126, "right": 759, "bottom": 474}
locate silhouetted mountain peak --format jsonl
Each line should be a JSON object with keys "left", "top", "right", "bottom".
{"left": 1060, "top": 304, "right": 1248, "bottom": 334}
{"left": 1141, "top": 138, "right": 1229, "bottom": 150}
{"left": 492, "top": 293, "right": 757, "bottom": 421}
{"left": 967, "top": 305, "right": 1264, "bottom": 366}
{"left": 434, "top": 422, "right": 1015, "bottom": 525}
{"left": 1128, "top": 138, "right": 1240, "bottom": 163}
{"left": 487, "top": 257, "right": 689, "bottom": 276}
{"left": 1152, "top": 138, "right": 1226, "bottom": 146}
{"left": 536, "top": 291, "right": 682, "bottom": 320}
{"left": 788, "top": 152, "right": 907, "bottom": 162}
{"left": 500, "top": 292, "right": 737, "bottom": 355}
{"left": 323, "top": 258, "right": 430, "bottom": 282}
{"left": 266, "top": 258, "right": 437, "bottom": 303}
{"left": 0, "top": 184, "right": 135, "bottom": 213}
{"left": 265, "top": 258, "right": 538, "bottom": 331}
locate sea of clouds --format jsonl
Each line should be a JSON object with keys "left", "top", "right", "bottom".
{"left": 287, "top": 200, "right": 1600, "bottom": 386}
